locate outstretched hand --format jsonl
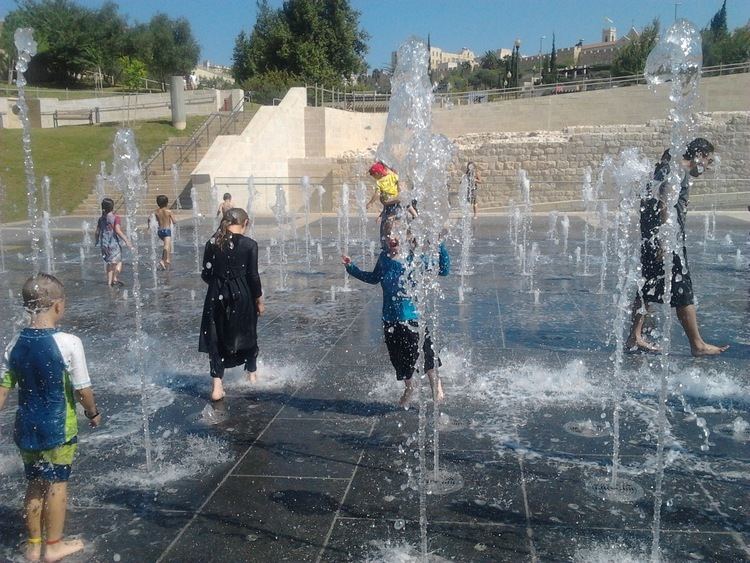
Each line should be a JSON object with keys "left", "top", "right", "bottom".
{"left": 256, "top": 299, "right": 265, "bottom": 316}
{"left": 341, "top": 255, "right": 351, "bottom": 266}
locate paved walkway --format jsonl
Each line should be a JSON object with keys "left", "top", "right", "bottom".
{"left": 0, "top": 216, "right": 748, "bottom": 562}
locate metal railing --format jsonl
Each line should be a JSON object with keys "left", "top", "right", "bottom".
{"left": 143, "top": 95, "right": 247, "bottom": 178}
{"left": 307, "top": 61, "right": 750, "bottom": 112}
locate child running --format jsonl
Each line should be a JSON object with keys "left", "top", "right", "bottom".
{"left": 94, "top": 198, "right": 132, "bottom": 287}
{"left": 342, "top": 220, "right": 449, "bottom": 407}
{"left": 0, "top": 274, "right": 101, "bottom": 562}
{"left": 150, "top": 195, "right": 175, "bottom": 270}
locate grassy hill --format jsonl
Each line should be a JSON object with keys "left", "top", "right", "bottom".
{"left": 0, "top": 117, "right": 204, "bottom": 223}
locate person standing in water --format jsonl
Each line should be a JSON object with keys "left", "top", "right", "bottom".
{"left": 94, "top": 198, "right": 132, "bottom": 287}
{"left": 463, "top": 161, "right": 481, "bottom": 219}
{"left": 342, "top": 219, "right": 449, "bottom": 407}
{"left": 626, "top": 138, "right": 728, "bottom": 356}
{"left": 199, "top": 208, "right": 264, "bottom": 401}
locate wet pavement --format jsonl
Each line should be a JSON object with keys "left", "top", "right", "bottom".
{"left": 0, "top": 213, "right": 748, "bottom": 562}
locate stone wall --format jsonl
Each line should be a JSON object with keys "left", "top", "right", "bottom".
{"left": 330, "top": 112, "right": 750, "bottom": 211}
{"left": 1, "top": 89, "right": 243, "bottom": 129}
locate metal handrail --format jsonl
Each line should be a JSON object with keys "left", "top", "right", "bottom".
{"left": 308, "top": 61, "right": 750, "bottom": 112}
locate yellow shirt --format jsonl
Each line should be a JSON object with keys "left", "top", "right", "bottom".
{"left": 376, "top": 172, "right": 399, "bottom": 201}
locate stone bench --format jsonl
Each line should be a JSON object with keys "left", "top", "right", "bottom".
{"left": 53, "top": 108, "right": 98, "bottom": 127}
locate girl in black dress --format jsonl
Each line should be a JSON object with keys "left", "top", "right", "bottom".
{"left": 199, "top": 208, "right": 264, "bottom": 400}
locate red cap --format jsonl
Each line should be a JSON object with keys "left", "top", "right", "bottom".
{"left": 369, "top": 162, "right": 387, "bottom": 176}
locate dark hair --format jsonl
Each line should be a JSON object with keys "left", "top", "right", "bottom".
{"left": 156, "top": 195, "right": 169, "bottom": 208}
{"left": 101, "top": 198, "right": 114, "bottom": 215}
{"left": 223, "top": 192, "right": 232, "bottom": 201}
{"left": 466, "top": 161, "right": 475, "bottom": 174}
{"left": 683, "top": 138, "right": 714, "bottom": 161}
{"left": 213, "top": 207, "right": 249, "bottom": 249}
{"left": 22, "top": 273, "right": 65, "bottom": 313}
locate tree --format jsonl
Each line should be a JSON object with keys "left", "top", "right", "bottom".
{"left": 118, "top": 55, "right": 147, "bottom": 91}
{"left": 232, "top": 0, "right": 369, "bottom": 88}
{"left": 479, "top": 50, "right": 500, "bottom": 70}
{"left": 611, "top": 19, "right": 660, "bottom": 76}
{"left": 143, "top": 14, "right": 200, "bottom": 85}
{"left": 708, "top": 0, "right": 728, "bottom": 40}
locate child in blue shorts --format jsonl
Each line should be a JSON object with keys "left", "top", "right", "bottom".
{"left": 0, "top": 274, "right": 101, "bottom": 561}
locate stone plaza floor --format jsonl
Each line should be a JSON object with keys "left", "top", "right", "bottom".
{"left": 0, "top": 212, "right": 748, "bottom": 562}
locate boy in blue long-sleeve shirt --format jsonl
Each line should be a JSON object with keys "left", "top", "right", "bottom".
{"left": 342, "top": 220, "right": 450, "bottom": 407}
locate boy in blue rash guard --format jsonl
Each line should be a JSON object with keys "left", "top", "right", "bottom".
{"left": 342, "top": 220, "right": 450, "bottom": 408}
{"left": 0, "top": 274, "right": 101, "bottom": 562}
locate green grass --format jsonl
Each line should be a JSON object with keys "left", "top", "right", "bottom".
{"left": 0, "top": 116, "right": 204, "bottom": 222}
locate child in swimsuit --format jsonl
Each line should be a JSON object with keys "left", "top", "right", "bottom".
{"left": 0, "top": 274, "right": 101, "bottom": 562}
{"left": 94, "top": 198, "right": 133, "bottom": 286}
{"left": 150, "top": 195, "right": 175, "bottom": 270}
{"left": 217, "top": 193, "right": 233, "bottom": 219}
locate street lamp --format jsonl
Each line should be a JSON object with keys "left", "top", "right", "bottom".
{"left": 513, "top": 38, "right": 521, "bottom": 89}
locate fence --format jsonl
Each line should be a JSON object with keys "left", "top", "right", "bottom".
{"left": 307, "top": 61, "right": 750, "bottom": 112}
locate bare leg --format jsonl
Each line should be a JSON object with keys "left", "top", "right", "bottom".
{"left": 676, "top": 304, "right": 729, "bottom": 356}
{"left": 625, "top": 294, "right": 660, "bottom": 352}
{"left": 246, "top": 371, "right": 257, "bottom": 383}
{"left": 106, "top": 264, "right": 115, "bottom": 286}
{"left": 472, "top": 203, "right": 477, "bottom": 219}
{"left": 426, "top": 369, "right": 445, "bottom": 403}
{"left": 399, "top": 378, "right": 415, "bottom": 408}
{"left": 23, "top": 480, "right": 45, "bottom": 561}
{"left": 42, "top": 482, "right": 84, "bottom": 562}
{"left": 161, "top": 237, "right": 172, "bottom": 269}
{"left": 210, "top": 377, "right": 225, "bottom": 401}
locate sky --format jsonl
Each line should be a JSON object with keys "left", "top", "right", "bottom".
{"left": 2, "top": 0, "right": 749, "bottom": 70}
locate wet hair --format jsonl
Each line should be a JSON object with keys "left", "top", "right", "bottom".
{"left": 683, "top": 138, "right": 714, "bottom": 161}
{"left": 101, "top": 198, "right": 114, "bottom": 215}
{"left": 156, "top": 195, "right": 169, "bottom": 208}
{"left": 223, "top": 193, "right": 232, "bottom": 201}
{"left": 213, "top": 207, "right": 249, "bottom": 249}
{"left": 22, "top": 273, "right": 65, "bottom": 313}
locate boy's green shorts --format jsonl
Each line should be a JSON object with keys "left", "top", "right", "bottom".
{"left": 20, "top": 442, "right": 77, "bottom": 482}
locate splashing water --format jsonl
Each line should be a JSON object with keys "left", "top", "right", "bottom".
{"left": 14, "top": 28, "right": 41, "bottom": 272}
{"left": 111, "top": 128, "right": 153, "bottom": 472}
{"left": 246, "top": 175, "right": 257, "bottom": 237}
{"left": 271, "top": 185, "right": 289, "bottom": 291}
{"left": 301, "top": 176, "right": 312, "bottom": 269}
{"left": 560, "top": 213, "right": 570, "bottom": 254}
{"left": 457, "top": 173, "right": 474, "bottom": 302}
{"left": 190, "top": 185, "right": 201, "bottom": 274}
{"left": 643, "top": 19, "right": 703, "bottom": 561}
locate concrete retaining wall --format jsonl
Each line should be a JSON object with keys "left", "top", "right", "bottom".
{"left": 1, "top": 89, "right": 243, "bottom": 129}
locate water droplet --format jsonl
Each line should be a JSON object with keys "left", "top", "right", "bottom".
{"left": 394, "top": 519, "right": 405, "bottom": 530}
{"left": 205, "top": 262, "right": 212, "bottom": 269}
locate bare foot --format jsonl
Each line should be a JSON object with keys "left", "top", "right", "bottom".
{"left": 210, "top": 379, "right": 225, "bottom": 401}
{"left": 625, "top": 337, "right": 661, "bottom": 354}
{"left": 246, "top": 371, "right": 258, "bottom": 384}
{"left": 691, "top": 343, "right": 729, "bottom": 357}
{"left": 23, "top": 541, "right": 41, "bottom": 561}
{"left": 398, "top": 386, "right": 414, "bottom": 409}
{"left": 158, "top": 260, "right": 166, "bottom": 270}
{"left": 43, "top": 538, "right": 84, "bottom": 562}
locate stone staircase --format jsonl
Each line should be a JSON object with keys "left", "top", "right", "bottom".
{"left": 73, "top": 105, "right": 257, "bottom": 217}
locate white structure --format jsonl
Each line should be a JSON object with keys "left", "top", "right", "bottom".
{"left": 392, "top": 45, "right": 478, "bottom": 73}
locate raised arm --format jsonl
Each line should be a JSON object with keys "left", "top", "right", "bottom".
{"left": 345, "top": 254, "right": 384, "bottom": 284}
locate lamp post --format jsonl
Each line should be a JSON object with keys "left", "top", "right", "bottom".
{"left": 513, "top": 38, "right": 521, "bottom": 89}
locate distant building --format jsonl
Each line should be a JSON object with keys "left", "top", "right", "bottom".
{"left": 522, "top": 26, "right": 640, "bottom": 72}
{"left": 193, "top": 60, "right": 235, "bottom": 85}
{"left": 391, "top": 45, "right": 478, "bottom": 73}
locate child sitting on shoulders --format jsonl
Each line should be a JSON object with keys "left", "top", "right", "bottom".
{"left": 0, "top": 274, "right": 101, "bottom": 562}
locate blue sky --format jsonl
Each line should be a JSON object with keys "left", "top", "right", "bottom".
{"left": 2, "top": 0, "right": 749, "bottom": 69}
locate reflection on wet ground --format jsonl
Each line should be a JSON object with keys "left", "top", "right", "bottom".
{"left": 0, "top": 214, "right": 748, "bottom": 562}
